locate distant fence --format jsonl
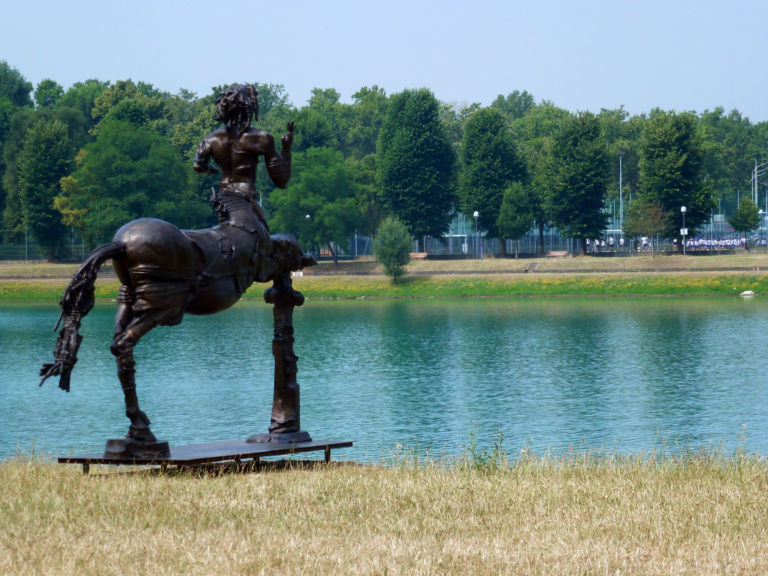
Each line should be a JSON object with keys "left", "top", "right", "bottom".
{"left": 0, "top": 240, "right": 86, "bottom": 262}
{"left": 1, "top": 228, "right": 758, "bottom": 263}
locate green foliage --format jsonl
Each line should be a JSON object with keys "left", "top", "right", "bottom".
{"left": 491, "top": 90, "right": 535, "bottom": 120}
{"left": 377, "top": 88, "right": 456, "bottom": 249}
{"left": 347, "top": 153, "right": 385, "bottom": 236}
{"left": 2, "top": 107, "right": 35, "bottom": 241}
{"left": 33, "top": 79, "right": 63, "bottom": 109}
{"left": 728, "top": 197, "right": 760, "bottom": 235}
{"left": 291, "top": 108, "right": 338, "bottom": 152}
{"left": 17, "top": 118, "right": 74, "bottom": 259}
{"left": 56, "top": 119, "right": 199, "bottom": 246}
{"left": 91, "top": 80, "right": 171, "bottom": 135}
{"left": 4, "top": 62, "right": 768, "bottom": 258}
{"left": 343, "top": 86, "right": 389, "bottom": 159}
{"left": 497, "top": 182, "right": 535, "bottom": 257}
{"left": 0, "top": 61, "right": 33, "bottom": 107}
{"left": 547, "top": 111, "right": 610, "bottom": 252}
{"left": 374, "top": 216, "right": 412, "bottom": 283}
{"left": 511, "top": 103, "right": 572, "bottom": 254}
{"left": 268, "top": 147, "right": 359, "bottom": 260}
{"left": 459, "top": 107, "right": 526, "bottom": 240}
{"left": 623, "top": 199, "right": 672, "bottom": 254}
{"left": 638, "top": 110, "right": 713, "bottom": 236}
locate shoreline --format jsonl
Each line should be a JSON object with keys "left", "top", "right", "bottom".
{"left": 3, "top": 254, "right": 768, "bottom": 301}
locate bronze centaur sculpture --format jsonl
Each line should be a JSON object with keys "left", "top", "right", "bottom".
{"left": 40, "top": 84, "right": 314, "bottom": 457}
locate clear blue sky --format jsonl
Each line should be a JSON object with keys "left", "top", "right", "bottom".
{"left": 4, "top": 0, "right": 768, "bottom": 121}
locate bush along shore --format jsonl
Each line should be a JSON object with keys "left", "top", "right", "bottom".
{"left": 2, "top": 271, "right": 768, "bottom": 302}
{"left": 2, "top": 444, "right": 768, "bottom": 575}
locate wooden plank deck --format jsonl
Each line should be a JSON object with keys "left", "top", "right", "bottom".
{"left": 58, "top": 439, "right": 354, "bottom": 474}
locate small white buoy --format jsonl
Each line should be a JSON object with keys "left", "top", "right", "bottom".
{"left": 740, "top": 290, "right": 756, "bottom": 297}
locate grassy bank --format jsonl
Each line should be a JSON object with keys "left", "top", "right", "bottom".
{"left": 2, "top": 450, "right": 767, "bottom": 575}
{"left": 3, "top": 255, "right": 768, "bottom": 300}
{"left": 3, "top": 271, "right": 768, "bottom": 302}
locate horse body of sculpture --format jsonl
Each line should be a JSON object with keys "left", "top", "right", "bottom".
{"left": 40, "top": 84, "right": 314, "bottom": 457}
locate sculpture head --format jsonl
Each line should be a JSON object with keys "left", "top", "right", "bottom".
{"left": 215, "top": 84, "right": 259, "bottom": 133}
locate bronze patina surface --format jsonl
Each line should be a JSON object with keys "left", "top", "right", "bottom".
{"left": 41, "top": 84, "right": 318, "bottom": 459}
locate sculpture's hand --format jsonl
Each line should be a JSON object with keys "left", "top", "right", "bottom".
{"left": 281, "top": 121, "right": 295, "bottom": 154}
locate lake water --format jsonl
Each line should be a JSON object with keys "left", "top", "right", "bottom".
{"left": 2, "top": 297, "right": 768, "bottom": 461}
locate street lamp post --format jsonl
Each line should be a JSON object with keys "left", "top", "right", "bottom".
{"left": 473, "top": 211, "right": 480, "bottom": 260}
{"left": 680, "top": 206, "right": 687, "bottom": 255}
{"left": 618, "top": 150, "right": 624, "bottom": 233}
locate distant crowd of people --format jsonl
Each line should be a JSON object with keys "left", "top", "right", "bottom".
{"left": 587, "top": 235, "right": 756, "bottom": 253}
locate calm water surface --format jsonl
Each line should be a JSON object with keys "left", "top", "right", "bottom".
{"left": 2, "top": 297, "right": 768, "bottom": 461}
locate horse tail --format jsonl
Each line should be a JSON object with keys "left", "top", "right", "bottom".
{"left": 39, "top": 241, "right": 126, "bottom": 392}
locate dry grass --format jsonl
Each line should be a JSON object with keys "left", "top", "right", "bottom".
{"left": 6, "top": 252, "right": 768, "bottom": 280}
{"left": 2, "top": 451, "right": 768, "bottom": 575}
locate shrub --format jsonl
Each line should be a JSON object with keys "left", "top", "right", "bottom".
{"left": 374, "top": 217, "right": 412, "bottom": 283}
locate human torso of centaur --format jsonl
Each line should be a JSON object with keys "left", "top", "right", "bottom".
{"left": 203, "top": 127, "right": 282, "bottom": 188}
{"left": 188, "top": 127, "right": 291, "bottom": 305}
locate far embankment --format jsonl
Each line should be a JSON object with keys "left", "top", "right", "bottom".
{"left": 3, "top": 253, "right": 768, "bottom": 301}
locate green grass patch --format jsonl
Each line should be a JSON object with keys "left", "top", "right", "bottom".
{"left": 4, "top": 272, "right": 768, "bottom": 302}
{"left": 282, "top": 272, "right": 768, "bottom": 300}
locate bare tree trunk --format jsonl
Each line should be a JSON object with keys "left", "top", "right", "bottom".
{"left": 327, "top": 242, "right": 339, "bottom": 267}
{"left": 514, "top": 239, "right": 519, "bottom": 259}
{"left": 499, "top": 238, "right": 506, "bottom": 258}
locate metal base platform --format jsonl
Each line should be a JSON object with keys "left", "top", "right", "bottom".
{"left": 58, "top": 439, "right": 353, "bottom": 474}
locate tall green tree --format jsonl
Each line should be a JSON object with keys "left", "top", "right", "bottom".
{"left": 511, "top": 102, "right": 571, "bottom": 254}
{"left": 377, "top": 88, "right": 456, "bottom": 251}
{"left": 268, "top": 146, "right": 359, "bottom": 264}
{"left": 0, "top": 62, "right": 34, "bottom": 240}
{"left": 638, "top": 110, "right": 713, "bottom": 243}
{"left": 497, "top": 181, "right": 535, "bottom": 258}
{"left": 728, "top": 197, "right": 760, "bottom": 250}
{"left": 1, "top": 107, "right": 34, "bottom": 241}
{"left": 459, "top": 107, "right": 526, "bottom": 256}
{"left": 547, "top": 111, "right": 610, "bottom": 254}
{"left": 17, "top": 118, "right": 74, "bottom": 259}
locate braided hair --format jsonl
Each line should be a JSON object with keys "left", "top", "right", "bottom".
{"left": 215, "top": 84, "right": 259, "bottom": 134}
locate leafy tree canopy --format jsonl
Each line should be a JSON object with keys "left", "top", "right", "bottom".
{"left": 34, "top": 79, "right": 64, "bottom": 109}
{"left": 547, "top": 111, "right": 610, "bottom": 253}
{"left": 268, "top": 146, "right": 359, "bottom": 263}
{"left": 728, "top": 197, "right": 760, "bottom": 236}
{"left": 638, "top": 109, "right": 714, "bottom": 236}
{"left": 0, "top": 61, "right": 33, "bottom": 107}
{"left": 56, "top": 118, "right": 199, "bottom": 246}
{"left": 18, "top": 118, "right": 74, "bottom": 259}
{"left": 377, "top": 88, "right": 456, "bottom": 250}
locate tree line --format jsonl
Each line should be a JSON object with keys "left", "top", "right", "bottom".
{"left": 2, "top": 60, "right": 768, "bottom": 261}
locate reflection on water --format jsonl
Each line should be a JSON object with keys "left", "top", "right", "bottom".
{"left": 2, "top": 297, "right": 768, "bottom": 461}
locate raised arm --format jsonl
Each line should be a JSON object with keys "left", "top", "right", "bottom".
{"left": 264, "top": 122, "right": 295, "bottom": 188}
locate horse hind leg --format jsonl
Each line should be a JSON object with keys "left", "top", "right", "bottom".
{"left": 110, "top": 285, "right": 180, "bottom": 448}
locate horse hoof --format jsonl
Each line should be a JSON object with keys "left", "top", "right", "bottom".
{"left": 127, "top": 425, "right": 158, "bottom": 444}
